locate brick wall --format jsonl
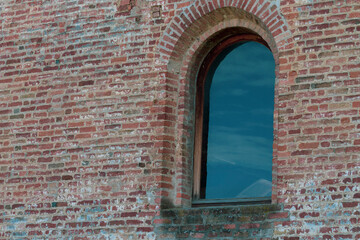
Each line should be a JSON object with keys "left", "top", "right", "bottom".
{"left": 275, "top": 0, "right": 360, "bottom": 238}
{"left": 154, "top": 204, "right": 289, "bottom": 239}
{"left": 1, "top": 0, "right": 360, "bottom": 239}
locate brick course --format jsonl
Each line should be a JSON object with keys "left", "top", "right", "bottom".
{"left": 1, "top": 0, "right": 360, "bottom": 239}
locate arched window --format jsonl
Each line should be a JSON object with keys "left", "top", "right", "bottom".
{"left": 193, "top": 34, "right": 275, "bottom": 205}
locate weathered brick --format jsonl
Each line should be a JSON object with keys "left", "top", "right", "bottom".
{"left": 1, "top": 0, "right": 360, "bottom": 239}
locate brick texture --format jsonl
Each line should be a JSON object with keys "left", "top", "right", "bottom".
{"left": 1, "top": 0, "right": 360, "bottom": 239}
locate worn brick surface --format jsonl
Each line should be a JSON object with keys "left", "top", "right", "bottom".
{"left": 1, "top": 0, "right": 360, "bottom": 239}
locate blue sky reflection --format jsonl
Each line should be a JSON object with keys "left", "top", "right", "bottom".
{"left": 205, "top": 41, "right": 275, "bottom": 199}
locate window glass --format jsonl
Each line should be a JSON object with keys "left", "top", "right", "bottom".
{"left": 205, "top": 41, "right": 275, "bottom": 199}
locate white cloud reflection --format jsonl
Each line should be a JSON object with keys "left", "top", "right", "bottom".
{"left": 207, "top": 126, "right": 273, "bottom": 171}
{"left": 215, "top": 88, "right": 248, "bottom": 96}
{"left": 236, "top": 179, "right": 272, "bottom": 198}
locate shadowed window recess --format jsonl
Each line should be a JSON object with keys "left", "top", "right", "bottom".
{"left": 193, "top": 34, "right": 275, "bottom": 204}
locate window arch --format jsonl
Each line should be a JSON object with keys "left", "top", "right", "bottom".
{"left": 193, "top": 33, "right": 276, "bottom": 205}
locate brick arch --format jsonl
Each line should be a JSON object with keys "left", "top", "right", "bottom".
{"left": 158, "top": 0, "right": 292, "bottom": 64}
{"left": 156, "top": 1, "right": 293, "bottom": 208}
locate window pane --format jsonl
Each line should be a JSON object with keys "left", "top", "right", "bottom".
{"left": 205, "top": 41, "right": 275, "bottom": 199}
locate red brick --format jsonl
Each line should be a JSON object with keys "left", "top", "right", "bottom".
{"left": 0, "top": 0, "right": 359, "bottom": 239}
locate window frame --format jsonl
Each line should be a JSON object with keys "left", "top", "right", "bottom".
{"left": 192, "top": 33, "right": 273, "bottom": 206}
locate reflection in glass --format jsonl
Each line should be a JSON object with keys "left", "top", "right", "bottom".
{"left": 205, "top": 41, "right": 275, "bottom": 199}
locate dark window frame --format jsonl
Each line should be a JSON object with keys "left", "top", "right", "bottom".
{"left": 192, "top": 33, "right": 273, "bottom": 206}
